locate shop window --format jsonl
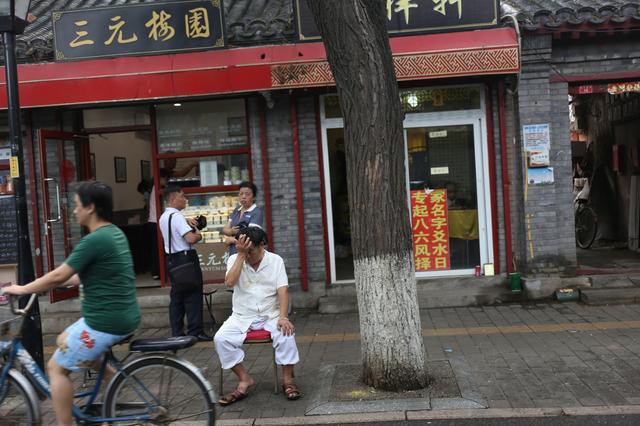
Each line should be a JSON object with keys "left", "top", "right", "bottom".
{"left": 83, "top": 106, "right": 151, "bottom": 128}
{"left": 155, "top": 99, "right": 248, "bottom": 153}
{"left": 163, "top": 154, "right": 250, "bottom": 188}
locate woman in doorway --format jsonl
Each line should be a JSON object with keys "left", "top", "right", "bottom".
{"left": 222, "top": 181, "right": 264, "bottom": 256}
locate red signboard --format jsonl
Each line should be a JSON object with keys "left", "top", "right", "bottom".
{"left": 410, "top": 189, "right": 450, "bottom": 271}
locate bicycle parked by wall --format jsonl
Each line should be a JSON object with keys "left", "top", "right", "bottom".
{"left": 574, "top": 177, "right": 598, "bottom": 249}
{"left": 0, "top": 293, "right": 216, "bottom": 425}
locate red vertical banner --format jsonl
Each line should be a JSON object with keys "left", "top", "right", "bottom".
{"left": 410, "top": 189, "right": 450, "bottom": 271}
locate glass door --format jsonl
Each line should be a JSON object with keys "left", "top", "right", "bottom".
{"left": 405, "top": 120, "right": 491, "bottom": 275}
{"left": 38, "top": 130, "right": 90, "bottom": 302}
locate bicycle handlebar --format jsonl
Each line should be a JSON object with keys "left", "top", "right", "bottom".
{"left": 0, "top": 290, "right": 38, "bottom": 317}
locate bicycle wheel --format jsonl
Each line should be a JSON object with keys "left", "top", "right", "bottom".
{"left": 0, "top": 372, "right": 40, "bottom": 425}
{"left": 575, "top": 205, "right": 598, "bottom": 249}
{"left": 103, "top": 355, "right": 215, "bottom": 425}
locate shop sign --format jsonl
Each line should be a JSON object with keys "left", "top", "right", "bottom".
{"left": 196, "top": 242, "right": 228, "bottom": 283}
{"left": 410, "top": 189, "right": 450, "bottom": 272}
{"left": 295, "top": 0, "right": 499, "bottom": 41}
{"left": 608, "top": 82, "right": 640, "bottom": 95}
{"left": 53, "top": 0, "right": 225, "bottom": 61}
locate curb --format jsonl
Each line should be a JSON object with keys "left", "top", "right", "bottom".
{"left": 217, "top": 405, "right": 640, "bottom": 425}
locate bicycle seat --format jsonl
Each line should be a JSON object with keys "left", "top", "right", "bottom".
{"left": 129, "top": 335, "right": 198, "bottom": 352}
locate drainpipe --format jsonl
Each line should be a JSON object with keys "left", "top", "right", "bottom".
{"left": 485, "top": 85, "right": 500, "bottom": 274}
{"left": 498, "top": 81, "right": 514, "bottom": 273}
{"left": 290, "top": 95, "right": 309, "bottom": 291}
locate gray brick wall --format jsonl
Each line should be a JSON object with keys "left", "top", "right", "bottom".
{"left": 514, "top": 32, "right": 640, "bottom": 273}
{"left": 253, "top": 93, "right": 327, "bottom": 289}
{"left": 517, "top": 34, "right": 576, "bottom": 274}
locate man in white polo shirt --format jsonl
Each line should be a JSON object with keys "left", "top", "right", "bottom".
{"left": 214, "top": 227, "right": 301, "bottom": 406}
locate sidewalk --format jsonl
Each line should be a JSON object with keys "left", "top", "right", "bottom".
{"left": 39, "top": 302, "right": 640, "bottom": 424}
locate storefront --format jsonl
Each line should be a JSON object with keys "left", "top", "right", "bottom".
{"left": 0, "top": 0, "right": 520, "bottom": 301}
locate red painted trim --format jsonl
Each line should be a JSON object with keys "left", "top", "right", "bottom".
{"left": 498, "top": 82, "right": 514, "bottom": 274}
{"left": 0, "top": 28, "right": 518, "bottom": 109}
{"left": 25, "top": 112, "right": 43, "bottom": 276}
{"left": 149, "top": 107, "right": 167, "bottom": 287}
{"left": 182, "top": 185, "right": 240, "bottom": 194}
{"left": 156, "top": 148, "right": 249, "bottom": 159}
{"left": 258, "top": 98, "right": 274, "bottom": 252}
{"left": 551, "top": 70, "right": 640, "bottom": 84}
{"left": 290, "top": 96, "right": 309, "bottom": 292}
{"left": 314, "top": 96, "right": 331, "bottom": 287}
{"left": 484, "top": 85, "right": 500, "bottom": 275}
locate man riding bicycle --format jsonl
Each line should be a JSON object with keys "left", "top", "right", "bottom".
{"left": 3, "top": 181, "right": 141, "bottom": 426}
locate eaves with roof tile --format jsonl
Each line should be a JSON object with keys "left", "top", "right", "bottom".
{"left": 501, "top": 0, "right": 640, "bottom": 32}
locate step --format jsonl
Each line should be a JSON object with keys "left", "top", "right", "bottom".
{"left": 580, "top": 287, "right": 640, "bottom": 305}
{"left": 589, "top": 274, "right": 640, "bottom": 289}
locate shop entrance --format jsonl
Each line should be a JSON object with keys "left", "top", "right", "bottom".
{"left": 569, "top": 85, "right": 640, "bottom": 273}
{"left": 321, "top": 86, "right": 495, "bottom": 283}
{"left": 88, "top": 130, "right": 156, "bottom": 285}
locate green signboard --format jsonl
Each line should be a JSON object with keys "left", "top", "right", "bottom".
{"left": 295, "top": 0, "right": 500, "bottom": 41}
{"left": 53, "top": 0, "right": 224, "bottom": 61}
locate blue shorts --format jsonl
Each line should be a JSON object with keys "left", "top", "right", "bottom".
{"left": 53, "top": 318, "right": 129, "bottom": 372}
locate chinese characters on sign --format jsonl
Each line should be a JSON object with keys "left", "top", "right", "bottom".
{"left": 296, "top": 0, "right": 498, "bottom": 41}
{"left": 196, "top": 242, "right": 229, "bottom": 283}
{"left": 410, "top": 189, "right": 451, "bottom": 272}
{"left": 53, "top": 0, "right": 224, "bottom": 61}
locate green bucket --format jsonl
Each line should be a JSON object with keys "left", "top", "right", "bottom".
{"left": 509, "top": 273, "right": 522, "bottom": 293}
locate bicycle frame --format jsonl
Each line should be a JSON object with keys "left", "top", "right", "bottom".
{"left": 0, "top": 336, "right": 161, "bottom": 424}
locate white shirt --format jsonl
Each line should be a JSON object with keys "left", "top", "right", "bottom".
{"left": 159, "top": 207, "right": 193, "bottom": 253}
{"left": 226, "top": 251, "right": 288, "bottom": 330}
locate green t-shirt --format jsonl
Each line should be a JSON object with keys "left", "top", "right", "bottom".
{"left": 65, "top": 224, "right": 141, "bottom": 335}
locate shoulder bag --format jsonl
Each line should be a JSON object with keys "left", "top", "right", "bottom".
{"left": 165, "top": 213, "right": 199, "bottom": 293}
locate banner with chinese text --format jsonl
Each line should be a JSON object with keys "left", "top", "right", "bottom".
{"left": 410, "top": 189, "right": 450, "bottom": 271}
{"left": 296, "top": 0, "right": 499, "bottom": 41}
{"left": 196, "top": 242, "right": 228, "bottom": 283}
{"left": 53, "top": 0, "right": 224, "bottom": 61}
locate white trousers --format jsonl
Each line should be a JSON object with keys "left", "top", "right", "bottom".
{"left": 214, "top": 315, "right": 300, "bottom": 370}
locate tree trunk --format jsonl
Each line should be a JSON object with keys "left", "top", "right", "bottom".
{"left": 307, "top": 0, "right": 428, "bottom": 390}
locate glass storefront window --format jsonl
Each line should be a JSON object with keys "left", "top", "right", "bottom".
{"left": 182, "top": 191, "right": 238, "bottom": 244}
{"left": 155, "top": 99, "right": 248, "bottom": 153}
{"left": 323, "top": 86, "right": 481, "bottom": 119}
{"left": 83, "top": 106, "right": 151, "bottom": 128}
{"left": 407, "top": 124, "right": 480, "bottom": 271}
{"left": 161, "top": 153, "right": 250, "bottom": 189}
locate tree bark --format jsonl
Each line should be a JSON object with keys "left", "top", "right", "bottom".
{"left": 307, "top": 0, "right": 428, "bottom": 390}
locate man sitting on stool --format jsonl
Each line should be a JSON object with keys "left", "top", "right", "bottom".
{"left": 215, "top": 227, "right": 301, "bottom": 405}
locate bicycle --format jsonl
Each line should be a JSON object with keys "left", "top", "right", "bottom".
{"left": 573, "top": 178, "right": 598, "bottom": 249}
{"left": 0, "top": 293, "right": 216, "bottom": 425}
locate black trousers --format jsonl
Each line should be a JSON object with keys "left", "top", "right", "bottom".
{"left": 166, "top": 250, "right": 203, "bottom": 337}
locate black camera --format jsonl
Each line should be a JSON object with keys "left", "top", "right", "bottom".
{"left": 194, "top": 215, "right": 207, "bottom": 230}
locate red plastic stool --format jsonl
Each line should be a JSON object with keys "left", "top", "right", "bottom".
{"left": 219, "top": 329, "right": 279, "bottom": 394}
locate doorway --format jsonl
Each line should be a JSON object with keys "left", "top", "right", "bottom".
{"left": 321, "top": 87, "right": 494, "bottom": 283}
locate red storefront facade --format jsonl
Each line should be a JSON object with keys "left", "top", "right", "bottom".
{"left": 0, "top": 2, "right": 520, "bottom": 302}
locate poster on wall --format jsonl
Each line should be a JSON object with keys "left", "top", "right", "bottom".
{"left": 527, "top": 167, "right": 554, "bottom": 185}
{"left": 410, "top": 189, "right": 450, "bottom": 272}
{"left": 523, "top": 124, "right": 553, "bottom": 185}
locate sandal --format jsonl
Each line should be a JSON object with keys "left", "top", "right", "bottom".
{"left": 218, "top": 388, "right": 248, "bottom": 406}
{"left": 282, "top": 383, "right": 302, "bottom": 400}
